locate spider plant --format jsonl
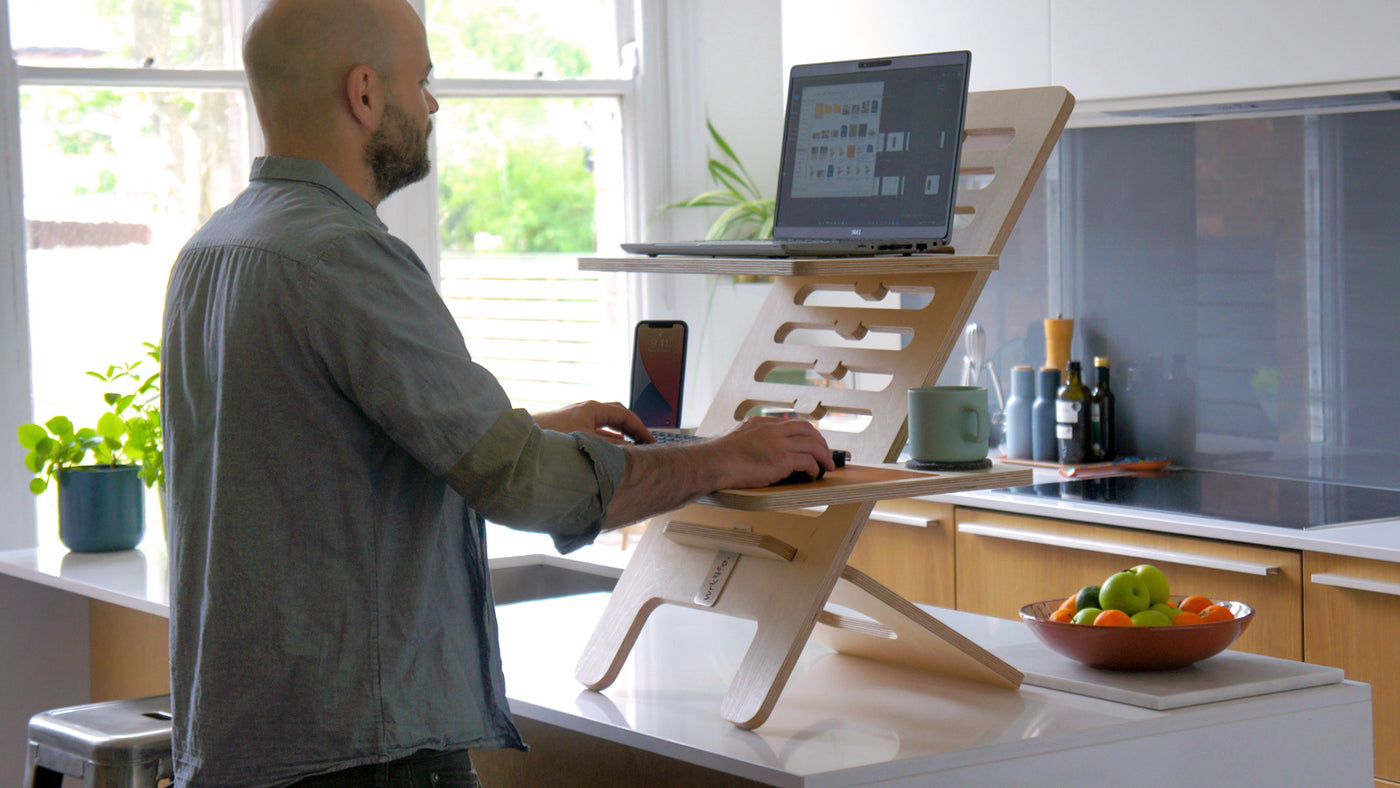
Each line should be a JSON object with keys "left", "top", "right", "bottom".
{"left": 665, "top": 119, "right": 775, "bottom": 240}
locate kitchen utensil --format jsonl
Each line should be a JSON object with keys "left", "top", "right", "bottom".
{"left": 960, "top": 322, "right": 1005, "bottom": 411}
{"left": 960, "top": 323, "right": 983, "bottom": 386}
{"left": 1044, "top": 316, "right": 1073, "bottom": 371}
{"left": 1019, "top": 597, "right": 1254, "bottom": 671}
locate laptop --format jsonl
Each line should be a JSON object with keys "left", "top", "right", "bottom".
{"left": 623, "top": 50, "right": 971, "bottom": 258}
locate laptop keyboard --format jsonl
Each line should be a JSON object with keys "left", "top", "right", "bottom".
{"left": 650, "top": 431, "right": 705, "bottom": 444}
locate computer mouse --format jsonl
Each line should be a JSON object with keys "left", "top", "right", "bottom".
{"left": 773, "top": 450, "right": 849, "bottom": 485}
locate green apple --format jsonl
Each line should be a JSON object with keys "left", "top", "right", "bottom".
{"left": 1130, "top": 609, "right": 1174, "bottom": 627}
{"left": 1150, "top": 602, "right": 1181, "bottom": 621}
{"left": 1128, "top": 564, "right": 1171, "bottom": 605}
{"left": 1071, "top": 607, "right": 1102, "bottom": 625}
{"left": 1074, "top": 584, "right": 1101, "bottom": 612}
{"left": 1098, "top": 571, "right": 1151, "bottom": 615}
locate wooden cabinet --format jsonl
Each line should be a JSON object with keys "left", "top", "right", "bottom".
{"left": 1303, "top": 552, "right": 1400, "bottom": 786}
{"left": 847, "top": 500, "right": 955, "bottom": 609}
{"left": 952, "top": 508, "right": 1303, "bottom": 660}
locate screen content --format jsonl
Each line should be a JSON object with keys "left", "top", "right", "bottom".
{"left": 777, "top": 60, "right": 967, "bottom": 233}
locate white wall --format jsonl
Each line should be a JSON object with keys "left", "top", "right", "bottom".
{"left": 639, "top": 0, "right": 784, "bottom": 426}
{"left": 780, "top": 0, "right": 1052, "bottom": 92}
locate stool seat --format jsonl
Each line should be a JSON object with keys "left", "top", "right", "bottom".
{"left": 24, "top": 695, "right": 173, "bottom": 788}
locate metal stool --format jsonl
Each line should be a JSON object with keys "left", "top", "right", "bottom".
{"left": 23, "top": 694, "right": 173, "bottom": 788}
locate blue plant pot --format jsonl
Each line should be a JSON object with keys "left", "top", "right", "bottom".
{"left": 56, "top": 465, "right": 145, "bottom": 552}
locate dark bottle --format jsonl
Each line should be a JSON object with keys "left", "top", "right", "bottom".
{"left": 1031, "top": 367, "right": 1061, "bottom": 462}
{"left": 1055, "top": 360, "right": 1092, "bottom": 464}
{"left": 1090, "top": 356, "right": 1116, "bottom": 462}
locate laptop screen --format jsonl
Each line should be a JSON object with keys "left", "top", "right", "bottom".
{"left": 773, "top": 51, "right": 971, "bottom": 244}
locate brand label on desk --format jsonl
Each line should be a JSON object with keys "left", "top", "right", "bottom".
{"left": 695, "top": 550, "right": 740, "bottom": 607}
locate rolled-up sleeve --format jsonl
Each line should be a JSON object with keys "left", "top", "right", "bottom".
{"left": 304, "top": 222, "right": 623, "bottom": 552}
{"left": 444, "top": 408, "right": 626, "bottom": 552}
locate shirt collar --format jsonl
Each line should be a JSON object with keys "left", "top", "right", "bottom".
{"left": 249, "top": 156, "right": 385, "bottom": 229}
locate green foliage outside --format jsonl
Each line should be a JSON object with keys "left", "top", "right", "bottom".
{"left": 439, "top": 138, "right": 597, "bottom": 253}
{"left": 429, "top": 1, "right": 601, "bottom": 254}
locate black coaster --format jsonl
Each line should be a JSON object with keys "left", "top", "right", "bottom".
{"left": 905, "top": 457, "right": 993, "bottom": 472}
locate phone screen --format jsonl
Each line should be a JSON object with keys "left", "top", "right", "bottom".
{"left": 629, "top": 321, "right": 688, "bottom": 429}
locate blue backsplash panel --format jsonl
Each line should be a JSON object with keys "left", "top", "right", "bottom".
{"left": 937, "top": 107, "right": 1400, "bottom": 491}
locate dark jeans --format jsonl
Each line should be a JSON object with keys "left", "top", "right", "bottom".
{"left": 286, "top": 749, "right": 479, "bottom": 788}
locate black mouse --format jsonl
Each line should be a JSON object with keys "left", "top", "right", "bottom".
{"left": 774, "top": 450, "right": 849, "bottom": 485}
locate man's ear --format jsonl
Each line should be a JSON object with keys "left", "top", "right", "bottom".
{"left": 346, "top": 64, "right": 381, "bottom": 129}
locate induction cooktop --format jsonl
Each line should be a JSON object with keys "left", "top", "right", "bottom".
{"left": 999, "top": 470, "right": 1400, "bottom": 530}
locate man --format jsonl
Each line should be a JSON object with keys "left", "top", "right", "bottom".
{"left": 160, "top": 0, "right": 833, "bottom": 785}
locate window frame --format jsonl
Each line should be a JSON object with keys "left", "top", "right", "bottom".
{"left": 0, "top": 0, "right": 676, "bottom": 546}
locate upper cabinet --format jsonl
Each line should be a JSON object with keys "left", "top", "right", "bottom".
{"left": 1051, "top": 0, "right": 1400, "bottom": 102}
{"left": 780, "top": 0, "right": 1400, "bottom": 106}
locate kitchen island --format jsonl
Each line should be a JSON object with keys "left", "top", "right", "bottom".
{"left": 0, "top": 539, "right": 1375, "bottom": 787}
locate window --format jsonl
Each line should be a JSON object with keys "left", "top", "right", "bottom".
{"left": 1, "top": 0, "right": 663, "bottom": 547}
{"left": 424, "top": 0, "right": 636, "bottom": 411}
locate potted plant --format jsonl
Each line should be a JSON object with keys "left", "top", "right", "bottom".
{"left": 665, "top": 119, "right": 776, "bottom": 243}
{"left": 16, "top": 343, "right": 162, "bottom": 552}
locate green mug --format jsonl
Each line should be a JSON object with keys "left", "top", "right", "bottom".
{"left": 907, "top": 385, "right": 990, "bottom": 463}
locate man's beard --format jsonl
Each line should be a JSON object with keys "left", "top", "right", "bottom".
{"left": 366, "top": 102, "right": 432, "bottom": 200}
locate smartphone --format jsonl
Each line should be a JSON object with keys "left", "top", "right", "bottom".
{"left": 629, "top": 320, "right": 688, "bottom": 429}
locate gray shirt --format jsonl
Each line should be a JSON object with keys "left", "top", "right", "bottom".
{"left": 161, "top": 156, "right": 625, "bottom": 786}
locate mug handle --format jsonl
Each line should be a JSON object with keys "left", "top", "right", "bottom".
{"left": 962, "top": 405, "right": 985, "bottom": 443}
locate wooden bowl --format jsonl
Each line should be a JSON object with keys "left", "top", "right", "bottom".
{"left": 1019, "top": 597, "right": 1254, "bottom": 670}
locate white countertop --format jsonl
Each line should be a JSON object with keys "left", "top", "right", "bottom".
{"left": 495, "top": 591, "right": 1370, "bottom": 786}
{"left": 0, "top": 534, "right": 1375, "bottom": 786}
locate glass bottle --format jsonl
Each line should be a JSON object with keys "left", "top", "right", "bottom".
{"left": 1091, "top": 356, "right": 1116, "bottom": 462}
{"left": 1056, "top": 360, "right": 1092, "bottom": 464}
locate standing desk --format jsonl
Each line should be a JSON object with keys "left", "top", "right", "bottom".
{"left": 575, "top": 86, "right": 1077, "bottom": 729}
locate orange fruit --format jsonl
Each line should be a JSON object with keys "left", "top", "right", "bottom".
{"left": 1198, "top": 604, "right": 1235, "bottom": 623}
{"left": 1048, "top": 608, "right": 1074, "bottom": 623}
{"left": 1093, "top": 609, "right": 1133, "bottom": 627}
{"left": 1178, "top": 595, "right": 1214, "bottom": 615}
{"left": 1170, "top": 610, "right": 1205, "bottom": 626}
{"left": 1058, "top": 594, "right": 1078, "bottom": 614}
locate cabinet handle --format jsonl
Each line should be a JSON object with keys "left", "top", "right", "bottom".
{"left": 956, "top": 522, "right": 1282, "bottom": 576}
{"left": 869, "top": 509, "right": 942, "bottom": 529}
{"left": 1309, "top": 572, "right": 1400, "bottom": 597}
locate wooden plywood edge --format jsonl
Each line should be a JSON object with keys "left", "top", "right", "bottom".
{"left": 700, "top": 463, "right": 1031, "bottom": 511}
{"left": 814, "top": 565, "right": 1023, "bottom": 689}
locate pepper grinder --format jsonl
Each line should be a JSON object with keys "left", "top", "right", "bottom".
{"left": 1032, "top": 366, "right": 1061, "bottom": 462}
{"left": 1004, "top": 365, "right": 1034, "bottom": 460}
{"left": 1044, "top": 315, "right": 1074, "bottom": 372}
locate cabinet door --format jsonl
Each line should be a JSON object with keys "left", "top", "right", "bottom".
{"left": 847, "top": 500, "right": 955, "bottom": 608}
{"left": 1051, "top": 0, "right": 1400, "bottom": 101}
{"left": 1304, "top": 552, "right": 1400, "bottom": 785}
{"left": 954, "top": 508, "right": 1302, "bottom": 660}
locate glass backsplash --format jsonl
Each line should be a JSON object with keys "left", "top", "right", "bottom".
{"left": 936, "top": 107, "right": 1400, "bottom": 491}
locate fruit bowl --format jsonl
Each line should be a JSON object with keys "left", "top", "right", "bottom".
{"left": 1019, "top": 597, "right": 1255, "bottom": 671}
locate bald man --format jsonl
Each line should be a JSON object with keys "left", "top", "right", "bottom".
{"left": 161, "top": 0, "right": 832, "bottom": 785}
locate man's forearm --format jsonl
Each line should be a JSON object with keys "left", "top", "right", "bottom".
{"left": 604, "top": 442, "right": 728, "bottom": 528}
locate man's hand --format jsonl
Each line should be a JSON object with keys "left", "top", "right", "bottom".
{"left": 533, "top": 400, "right": 650, "bottom": 445}
{"left": 699, "top": 417, "right": 835, "bottom": 490}
{"left": 604, "top": 416, "right": 834, "bottom": 527}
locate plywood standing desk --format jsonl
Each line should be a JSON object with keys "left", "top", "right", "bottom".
{"left": 574, "top": 86, "right": 1075, "bottom": 729}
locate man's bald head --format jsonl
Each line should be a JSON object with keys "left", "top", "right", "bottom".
{"left": 243, "top": 0, "right": 414, "bottom": 141}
